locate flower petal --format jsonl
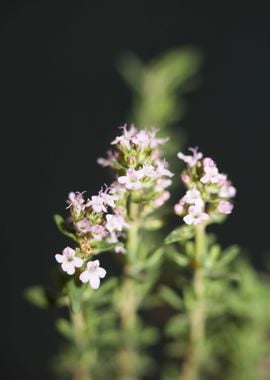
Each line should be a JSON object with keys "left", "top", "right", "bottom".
{"left": 79, "top": 270, "right": 90, "bottom": 283}
{"left": 89, "top": 274, "right": 100, "bottom": 289}
{"left": 74, "top": 257, "right": 83, "bottom": 268}
{"left": 62, "top": 262, "right": 75, "bottom": 275}
{"left": 97, "top": 267, "right": 106, "bottom": 278}
{"left": 55, "top": 254, "right": 64, "bottom": 263}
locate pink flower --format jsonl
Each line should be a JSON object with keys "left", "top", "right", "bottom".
{"left": 90, "top": 224, "right": 107, "bottom": 241}
{"left": 117, "top": 168, "right": 144, "bottom": 190}
{"left": 115, "top": 246, "right": 127, "bottom": 254}
{"left": 156, "top": 160, "right": 174, "bottom": 178}
{"left": 66, "top": 192, "right": 86, "bottom": 216}
{"left": 174, "top": 201, "right": 185, "bottom": 216}
{"left": 154, "top": 191, "right": 170, "bottom": 207}
{"left": 177, "top": 147, "right": 203, "bottom": 167}
{"left": 219, "top": 180, "right": 236, "bottom": 198}
{"left": 217, "top": 200, "right": 234, "bottom": 214}
{"left": 55, "top": 247, "right": 83, "bottom": 275}
{"left": 79, "top": 260, "right": 106, "bottom": 289}
{"left": 76, "top": 218, "right": 92, "bottom": 234}
{"left": 183, "top": 205, "right": 209, "bottom": 225}
{"left": 181, "top": 174, "right": 190, "bottom": 185}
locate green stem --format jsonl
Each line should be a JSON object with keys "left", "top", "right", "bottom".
{"left": 181, "top": 223, "right": 206, "bottom": 380}
{"left": 118, "top": 201, "right": 140, "bottom": 380}
{"left": 70, "top": 307, "right": 91, "bottom": 380}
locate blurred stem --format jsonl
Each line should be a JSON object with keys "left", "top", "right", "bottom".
{"left": 182, "top": 223, "right": 206, "bottom": 380}
{"left": 70, "top": 306, "right": 91, "bottom": 380}
{"left": 118, "top": 201, "right": 140, "bottom": 380}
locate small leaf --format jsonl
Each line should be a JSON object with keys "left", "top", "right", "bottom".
{"left": 165, "top": 225, "right": 194, "bottom": 244}
{"left": 67, "top": 280, "right": 87, "bottom": 313}
{"left": 159, "top": 286, "right": 183, "bottom": 310}
{"left": 55, "top": 318, "right": 74, "bottom": 341}
{"left": 24, "top": 286, "right": 51, "bottom": 309}
{"left": 145, "top": 248, "right": 164, "bottom": 268}
{"left": 218, "top": 245, "right": 239, "bottom": 268}
{"left": 92, "top": 240, "right": 115, "bottom": 254}
{"left": 167, "top": 249, "right": 189, "bottom": 267}
{"left": 54, "top": 214, "right": 77, "bottom": 242}
{"left": 144, "top": 218, "right": 164, "bottom": 231}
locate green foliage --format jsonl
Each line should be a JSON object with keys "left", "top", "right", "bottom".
{"left": 54, "top": 214, "right": 77, "bottom": 242}
{"left": 116, "top": 48, "right": 203, "bottom": 129}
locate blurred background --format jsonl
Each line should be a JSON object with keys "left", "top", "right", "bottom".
{"left": 2, "top": 1, "right": 270, "bottom": 379}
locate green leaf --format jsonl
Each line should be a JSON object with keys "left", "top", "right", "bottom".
{"left": 218, "top": 245, "right": 239, "bottom": 268}
{"left": 145, "top": 248, "right": 164, "bottom": 268}
{"left": 54, "top": 214, "right": 77, "bottom": 242}
{"left": 67, "top": 280, "right": 87, "bottom": 313}
{"left": 92, "top": 241, "right": 115, "bottom": 254}
{"left": 55, "top": 318, "right": 74, "bottom": 341}
{"left": 165, "top": 225, "right": 194, "bottom": 244}
{"left": 167, "top": 248, "right": 189, "bottom": 267}
{"left": 144, "top": 218, "right": 164, "bottom": 231}
{"left": 159, "top": 286, "right": 183, "bottom": 310}
{"left": 24, "top": 286, "right": 51, "bottom": 309}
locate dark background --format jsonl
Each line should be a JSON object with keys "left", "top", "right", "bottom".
{"left": 2, "top": 1, "right": 270, "bottom": 379}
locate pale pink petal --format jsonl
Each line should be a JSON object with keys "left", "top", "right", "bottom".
{"left": 79, "top": 270, "right": 90, "bottom": 283}
{"left": 55, "top": 254, "right": 64, "bottom": 263}
{"left": 62, "top": 262, "right": 75, "bottom": 275}
{"left": 74, "top": 257, "right": 83, "bottom": 268}
{"left": 89, "top": 274, "right": 100, "bottom": 289}
{"left": 97, "top": 267, "right": 106, "bottom": 278}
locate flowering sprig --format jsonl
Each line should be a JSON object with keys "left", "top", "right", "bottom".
{"left": 55, "top": 184, "right": 130, "bottom": 289}
{"left": 174, "top": 147, "right": 236, "bottom": 225}
{"left": 98, "top": 125, "right": 173, "bottom": 213}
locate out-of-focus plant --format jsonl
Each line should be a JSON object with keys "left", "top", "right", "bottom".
{"left": 25, "top": 46, "right": 270, "bottom": 380}
{"left": 161, "top": 147, "right": 270, "bottom": 380}
{"left": 116, "top": 47, "right": 203, "bottom": 160}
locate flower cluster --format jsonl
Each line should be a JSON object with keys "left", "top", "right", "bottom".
{"left": 55, "top": 185, "right": 129, "bottom": 289}
{"left": 55, "top": 125, "right": 172, "bottom": 289}
{"left": 98, "top": 125, "right": 173, "bottom": 209}
{"left": 174, "top": 147, "right": 236, "bottom": 225}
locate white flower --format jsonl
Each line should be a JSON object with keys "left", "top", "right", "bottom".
{"left": 183, "top": 187, "right": 204, "bottom": 207}
{"left": 55, "top": 247, "right": 83, "bottom": 275}
{"left": 131, "top": 129, "right": 151, "bottom": 148}
{"left": 87, "top": 194, "right": 107, "bottom": 213}
{"left": 156, "top": 160, "right": 174, "bottom": 178}
{"left": 140, "top": 163, "right": 157, "bottom": 178}
{"left": 105, "top": 214, "right": 130, "bottom": 233}
{"left": 177, "top": 147, "right": 203, "bottom": 167}
{"left": 111, "top": 125, "right": 137, "bottom": 150}
{"left": 219, "top": 180, "right": 236, "bottom": 198}
{"left": 79, "top": 260, "right": 106, "bottom": 289}
{"left": 118, "top": 168, "right": 144, "bottom": 190}
{"left": 66, "top": 192, "right": 86, "bottom": 216}
{"left": 183, "top": 205, "right": 209, "bottom": 225}
{"left": 100, "top": 189, "right": 119, "bottom": 208}
{"left": 97, "top": 150, "right": 118, "bottom": 168}
{"left": 200, "top": 161, "right": 221, "bottom": 184}
{"left": 155, "top": 178, "right": 173, "bottom": 192}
